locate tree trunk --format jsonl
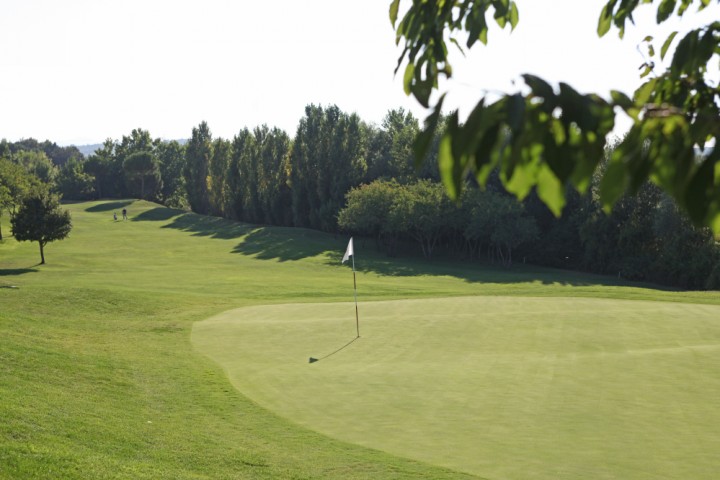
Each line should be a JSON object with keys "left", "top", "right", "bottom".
{"left": 141, "top": 176, "right": 145, "bottom": 200}
{"left": 39, "top": 241, "right": 45, "bottom": 264}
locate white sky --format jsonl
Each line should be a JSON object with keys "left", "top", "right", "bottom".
{"left": 0, "top": 0, "right": 717, "bottom": 146}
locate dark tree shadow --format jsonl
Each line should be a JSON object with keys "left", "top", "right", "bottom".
{"left": 232, "top": 227, "right": 335, "bottom": 262}
{"left": 141, "top": 206, "right": 678, "bottom": 291}
{"left": 131, "top": 207, "right": 185, "bottom": 222}
{"left": 323, "top": 246, "right": 679, "bottom": 291}
{"left": 85, "top": 200, "right": 133, "bottom": 212}
{"left": 161, "top": 213, "right": 256, "bottom": 240}
{"left": 158, "top": 210, "right": 333, "bottom": 261}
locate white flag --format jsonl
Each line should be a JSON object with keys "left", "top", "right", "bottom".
{"left": 342, "top": 237, "right": 354, "bottom": 263}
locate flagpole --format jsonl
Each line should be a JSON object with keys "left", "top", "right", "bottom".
{"left": 352, "top": 252, "right": 359, "bottom": 338}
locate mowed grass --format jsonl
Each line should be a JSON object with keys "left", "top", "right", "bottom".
{"left": 2, "top": 199, "right": 720, "bottom": 479}
{"left": 194, "top": 298, "right": 720, "bottom": 479}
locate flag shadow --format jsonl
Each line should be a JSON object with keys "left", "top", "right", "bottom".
{"left": 309, "top": 336, "right": 360, "bottom": 364}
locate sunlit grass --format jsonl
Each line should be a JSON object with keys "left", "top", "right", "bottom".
{"left": 2, "top": 199, "right": 719, "bottom": 479}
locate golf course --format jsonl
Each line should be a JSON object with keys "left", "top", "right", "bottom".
{"left": 2, "top": 199, "right": 720, "bottom": 479}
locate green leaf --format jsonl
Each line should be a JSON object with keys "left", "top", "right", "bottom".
{"left": 671, "top": 29, "right": 698, "bottom": 72}
{"left": 684, "top": 154, "right": 715, "bottom": 224}
{"left": 610, "top": 90, "right": 634, "bottom": 109}
{"left": 536, "top": 165, "right": 565, "bottom": 217}
{"left": 506, "top": 94, "right": 526, "bottom": 133}
{"left": 598, "top": 4, "right": 612, "bottom": 37}
{"left": 504, "top": 157, "right": 538, "bottom": 201}
{"left": 438, "top": 134, "right": 457, "bottom": 199}
{"left": 438, "top": 114, "right": 466, "bottom": 201}
{"left": 657, "top": 0, "right": 677, "bottom": 23}
{"left": 509, "top": 2, "right": 519, "bottom": 30}
{"left": 403, "top": 62, "right": 415, "bottom": 96}
{"left": 389, "top": 0, "right": 400, "bottom": 27}
{"left": 522, "top": 74, "right": 555, "bottom": 100}
{"left": 634, "top": 78, "right": 657, "bottom": 104}
{"left": 599, "top": 158, "right": 628, "bottom": 211}
{"left": 413, "top": 95, "right": 445, "bottom": 166}
{"left": 660, "top": 31, "right": 678, "bottom": 59}
{"left": 449, "top": 37, "right": 466, "bottom": 57}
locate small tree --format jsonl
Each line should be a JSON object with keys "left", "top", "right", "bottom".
{"left": 11, "top": 191, "right": 72, "bottom": 264}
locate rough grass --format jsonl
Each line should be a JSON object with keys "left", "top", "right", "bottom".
{"left": 2, "top": 199, "right": 720, "bottom": 479}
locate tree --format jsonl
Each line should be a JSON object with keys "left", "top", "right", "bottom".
{"left": 0, "top": 157, "right": 40, "bottom": 240}
{"left": 207, "top": 138, "right": 231, "bottom": 217}
{"left": 123, "top": 151, "right": 160, "bottom": 200}
{"left": 366, "top": 108, "right": 420, "bottom": 181}
{"left": 84, "top": 139, "right": 119, "bottom": 199}
{"left": 184, "top": 121, "right": 213, "bottom": 215}
{"left": 462, "top": 187, "right": 539, "bottom": 266}
{"left": 338, "top": 179, "right": 401, "bottom": 253}
{"left": 392, "top": 180, "right": 456, "bottom": 259}
{"left": 156, "top": 140, "right": 187, "bottom": 208}
{"left": 290, "top": 105, "right": 368, "bottom": 231}
{"left": 15, "top": 150, "right": 58, "bottom": 185}
{"left": 10, "top": 191, "right": 72, "bottom": 264}
{"left": 56, "top": 157, "right": 95, "bottom": 200}
{"left": 391, "top": 0, "right": 720, "bottom": 232}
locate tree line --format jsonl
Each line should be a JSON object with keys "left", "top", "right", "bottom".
{"left": 1, "top": 104, "right": 719, "bottom": 288}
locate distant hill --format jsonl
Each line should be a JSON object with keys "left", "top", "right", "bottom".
{"left": 75, "top": 144, "right": 103, "bottom": 157}
{"left": 74, "top": 139, "right": 188, "bottom": 158}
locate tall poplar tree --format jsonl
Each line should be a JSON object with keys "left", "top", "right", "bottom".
{"left": 184, "top": 121, "right": 213, "bottom": 215}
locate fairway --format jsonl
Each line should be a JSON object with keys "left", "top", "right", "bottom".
{"left": 193, "top": 296, "right": 720, "bottom": 479}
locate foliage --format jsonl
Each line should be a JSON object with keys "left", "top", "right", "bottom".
{"left": 84, "top": 139, "right": 121, "bottom": 199}
{"left": 339, "top": 179, "right": 402, "bottom": 254}
{"left": 464, "top": 187, "right": 539, "bottom": 266}
{"left": 6, "top": 138, "right": 83, "bottom": 168}
{"left": 184, "top": 122, "right": 213, "bottom": 215}
{"left": 123, "top": 150, "right": 160, "bottom": 200}
{"left": 290, "top": 105, "right": 368, "bottom": 231}
{"left": 15, "top": 150, "right": 58, "bottom": 184}
{"left": 340, "top": 178, "right": 534, "bottom": 261}
{"left": 56, "top": 157, "right": 95, "bottom": 200}
{"left": 0, "top": 157, "right": 42, "bottom": 240}
{"left": 391, "top": 0, "right": 720, "bottom": 232}
{"left": 208, "top": 138, "right": 231, "bottom": 216}
{"left": 10, "top": 190, "right": 72, "bottom": 264}
{"left": 155, "top": 140, "right": 188, "bottom": 209}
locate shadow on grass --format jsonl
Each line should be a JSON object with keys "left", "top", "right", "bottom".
{"left": 142, "top": 206, "right": 678, "bottom": 291}
{"left": 0, "top": 267, "right": 39, "bottom": 276}
{"left": 232, "top": 227, "right": 334, "bottom": 261}
{"left": 161, "top": 213, "right": 256, "bottom": 240}
{"left": 326, "top": 246, "right": 679, "bottom": 291}
{"left": 310, "top": 336, "right": 360, "bottom": 364}
{"left": 157, "top": 211, "right": 333, "bottom": 261}
{"left": 131, "top": 207, "right": 185, "bottom": 222}
{"left": 85, "top": 200, "right": 133, "bottom": 212}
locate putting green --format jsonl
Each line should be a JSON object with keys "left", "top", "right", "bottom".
{"left": 192, "top": 296, "right": 720, "bottom": 479}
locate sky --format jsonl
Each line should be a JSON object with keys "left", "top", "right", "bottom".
{"left": 1, "top": 0, "right": 718, "bottom": 146}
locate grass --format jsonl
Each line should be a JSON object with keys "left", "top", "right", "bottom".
{"left": 194, "top": 298, "right": 720, "bottom": 479}
{"left": 2, "top": 199, "right": 720, "bottom": 479}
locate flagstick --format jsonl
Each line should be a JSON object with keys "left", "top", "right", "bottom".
{"left": 352, "top": 253, "right": 359, "bottom": 337}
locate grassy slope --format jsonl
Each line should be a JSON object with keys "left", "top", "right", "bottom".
{"left": 1, "top": 199, "right": 719, "bottom": 479}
